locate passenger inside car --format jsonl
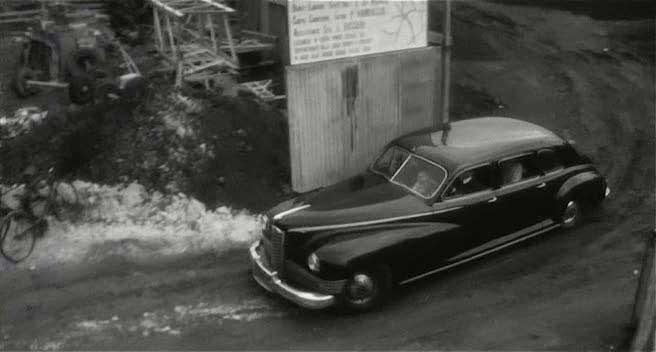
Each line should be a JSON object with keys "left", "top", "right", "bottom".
{"left": 501, "top": 161, "right": 524, "bottom": 185}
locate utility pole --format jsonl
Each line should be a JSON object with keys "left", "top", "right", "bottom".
{"left": 440, "top": 0, "right": 452, "bottom": 128}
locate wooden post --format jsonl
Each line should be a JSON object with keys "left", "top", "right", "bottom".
{"left": 153, "top": 7, "right": 164, "bottom": 53}
{"left": 207, "top": 13, "right": 218, "bottom": 54}
{"left": 165, "top": 13, "right": 177, "bottom": 59}
{"left": 222, "top": 14, "right": 238, "bottom": 64}
{"left": 260, "top": 0, "right": 269, "bottom": 33}
{"left": 630, "top": 229, "right": 656, "bottom": 351}
{"left": 197, "top": 13, "right": 204, "bottom": 37}
{"left": 440, "top": 0, "right": 452, "bottom": 127}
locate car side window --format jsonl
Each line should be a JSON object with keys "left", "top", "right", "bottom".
{"left": 498, "top": 154, "right": 541, "bottom": 186}
{"left": 536, "top": 149, "right": 564, "bottom": 173}
{"left": 444, "top": 164, "right": 494, "bottom": 198}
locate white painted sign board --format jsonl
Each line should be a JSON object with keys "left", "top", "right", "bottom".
{"left": 287, "top": 1, "right": 428, "bottom": 65}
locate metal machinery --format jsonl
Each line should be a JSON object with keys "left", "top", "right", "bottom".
{"left": 11, "top": 1, "right": 142, "bottom": 104}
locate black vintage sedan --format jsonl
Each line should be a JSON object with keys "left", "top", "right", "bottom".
{"left": 250, "top": 117, "right": 610, "bottom": 311}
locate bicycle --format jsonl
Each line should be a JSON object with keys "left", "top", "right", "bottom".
{"left": 0, "top": 170, "right": 79, "bottom": 263}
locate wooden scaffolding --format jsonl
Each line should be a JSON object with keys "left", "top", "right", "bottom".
{"left": 149, "top": 0, "right": 239, "bottom": 86}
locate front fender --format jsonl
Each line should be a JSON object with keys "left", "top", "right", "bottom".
{"left": 314, "top": 222, "right": 461, "bottom": 269}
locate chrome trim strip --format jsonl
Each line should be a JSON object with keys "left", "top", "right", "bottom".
{"left": 495, "top": 175, "right": 543, "bottom": 194}
{"left": 273, "top": 204, "right": 311, "bottom": 221}
{"left": 448, "top": 219, "right": 554, "bottom": 261}
{"left": 441, "top": 188, "right": 494, "bottom": 204}
{"left": 370, "top": 146, "right": 409, "bottom": 180}
{"left": 399, "top": 221, "right": 561, "bottom": 285}
{"left": 498, "top": 151, "right": 534, "bottom": 163}
{"left": 288, "top": 206, "right": 463, "bottom": 233}
{"left": 390, "top": 152, "right": 411, "bottom": 180}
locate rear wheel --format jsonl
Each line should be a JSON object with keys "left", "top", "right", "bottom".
{"left": 558, "top": 198, "right": 581, "bottom": 229}
{"left": 339, "top": 266, "right": 391, "bottom": 312}
{"left": 0, "top": 211, "right": 38, "bottom": 263}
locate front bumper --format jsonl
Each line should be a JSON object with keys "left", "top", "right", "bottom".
{"left": 249, "top": 241, "right": 336, "bottom": 309}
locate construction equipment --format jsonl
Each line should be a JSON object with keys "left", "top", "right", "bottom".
{"left": 11, "top": 2, "right": 143, "bottom": 104}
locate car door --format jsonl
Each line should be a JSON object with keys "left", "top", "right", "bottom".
{"left": 533, "top": 148, "right": 568, "bottom": 217}
{"left": 493, "top": 152, "right": 551, "bottom": 234}
{"left": 406, "top": 163, "right": 499, "bottom": 275}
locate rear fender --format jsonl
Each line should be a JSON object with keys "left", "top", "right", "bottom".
{"left": 314, "top": 222, "right": 461, "bottom": 270}
{"left": 556, "top": 170, "right": 605, "bottom": 204}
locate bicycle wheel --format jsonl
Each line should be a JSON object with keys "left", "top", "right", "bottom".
{"left": 0, "top": 211, "right": 38, "bottom": 263}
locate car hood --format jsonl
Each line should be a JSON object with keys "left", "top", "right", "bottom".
{"left": 270, "top": 173, "right": 433, "bottom": 230}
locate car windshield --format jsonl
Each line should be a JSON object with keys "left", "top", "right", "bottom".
{"left": 371, "top": 146, "right": 447, "bottom": 199}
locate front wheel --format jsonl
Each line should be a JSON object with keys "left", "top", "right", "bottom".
{"left": 0, "top": 211, "right": 38, "bottom": 263}
{"left": 339, "top": 266, "right": 391, "bottom": 312}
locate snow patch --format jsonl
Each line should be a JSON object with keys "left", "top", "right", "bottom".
{"left": 0, "top": 181, "right": 264, "bottom": 270}
{"left": 64, "top": 297, "right": 282, "bottom": 342}
{"left": 173, "top": 298, "right": 283, "bottom": 322}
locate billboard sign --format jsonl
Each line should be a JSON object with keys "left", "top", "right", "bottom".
{"left": 288, "top": 1, "right": 428, "bottom": 65}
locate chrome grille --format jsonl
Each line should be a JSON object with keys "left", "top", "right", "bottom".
{"left": 269, "top": 226, "right": 285, "bottom": 274}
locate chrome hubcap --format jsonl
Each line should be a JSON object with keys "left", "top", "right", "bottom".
{"left": 563, "top": 201, "right": 578, "bottom": 225}
{"left": 347, "top": 273, "right": 376, "bottom": 304}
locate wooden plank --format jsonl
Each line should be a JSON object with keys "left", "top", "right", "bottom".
{"left": 149, "top": 0, "right": 185, "bottom": 17}
{"left": 241, "top": 29, "right": 277, "bottom": 42}
{"left": 349, "top": 52, "right": 400, "bottom": 177}
{"left": 164, "top": 13, "right": 177, "bottom": 59}
{"left": 222, "top": 13, "right": 237, "bottom": 63}
{"left": 207, "top": 13, "right": 217, "bottom": 54}
{"left": 0, "top": 9, "right": 42, "bottom": 17}
{"left": 153, "top": 7, "right": 164, "bottom": 52}
{"left": 399, "top": 47, "right": 440, "bottom": 135}
{"left": 630, "top": 230, "right": 656, "bottom": 351}
{"left": 197, "top": 0, "right": 234, "bottom": 12}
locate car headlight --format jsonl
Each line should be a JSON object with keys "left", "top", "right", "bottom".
{"left": 307, "top": 253, "right": 320, "bottom": 272}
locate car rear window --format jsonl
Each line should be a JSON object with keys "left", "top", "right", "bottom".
{"left": 536, "top": 149, "right": 564, "bottom": 173}
{"left": 498, "top": 154, "right": 541, "bottom": 186}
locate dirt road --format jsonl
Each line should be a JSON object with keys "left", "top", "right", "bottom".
{"left": 1, "top": 1, "right": 653, "bottom": 350}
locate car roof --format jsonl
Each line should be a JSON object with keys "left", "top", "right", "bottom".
{"left": 394, "top": 117, "right": 566, "bottom": 173}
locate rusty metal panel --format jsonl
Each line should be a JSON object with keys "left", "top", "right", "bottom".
{"left": 287, "top": 47, "right": 441, "bottom": 192}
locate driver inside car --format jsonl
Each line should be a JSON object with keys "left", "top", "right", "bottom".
{"left": 412, "top": 170, "right": 436, "bottom": 197}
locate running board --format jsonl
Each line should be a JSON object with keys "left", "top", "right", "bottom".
{"left": 399, "top": 220, "right": 561, "bottom": 285}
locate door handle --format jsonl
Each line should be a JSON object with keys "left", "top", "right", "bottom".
{"left": 487, "top": 196, "right": 497, "bottom": 203}
{"left": 537, "top": 182, "right": 546, "bottom": 189}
